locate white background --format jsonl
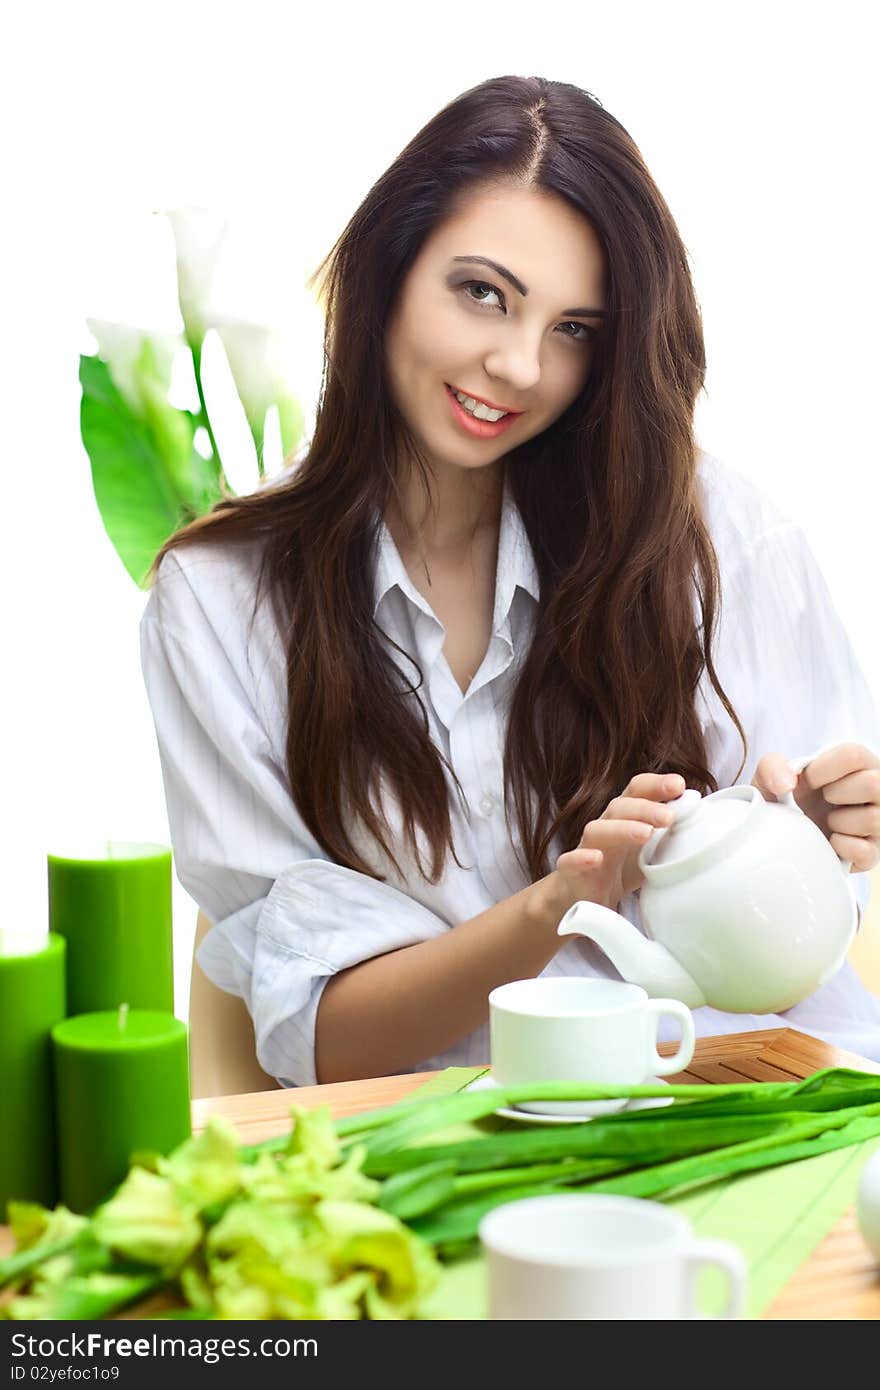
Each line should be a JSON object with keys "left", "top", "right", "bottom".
{"left": 3, "top": 0, "right": 877, "bottom": 1017}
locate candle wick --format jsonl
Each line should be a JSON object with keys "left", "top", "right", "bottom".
{"left": 118, "top": 1002, "right": 129, "bottom": 1032}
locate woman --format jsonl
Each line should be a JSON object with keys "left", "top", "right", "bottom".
{"left": 140, "top": 74, "right": 880, "bottom": 1083}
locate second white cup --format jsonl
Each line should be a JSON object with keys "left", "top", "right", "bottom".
{"left": 480, "top": 1194, "right": 747, "bottom": 1319}
{"left": 488, "top": 976, "right": 695, "bottom": 1115}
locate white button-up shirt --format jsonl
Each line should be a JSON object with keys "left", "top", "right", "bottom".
{"left": 139, "top": 451, "right": 880, "bottom": 1082}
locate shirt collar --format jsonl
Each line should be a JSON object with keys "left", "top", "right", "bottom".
{"left": 373, "top": 471, "right": 540, "bottom": 624}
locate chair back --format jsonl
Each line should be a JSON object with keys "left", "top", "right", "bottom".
{"left": 189, "top": 910, "right": 279, "bottom": 1098}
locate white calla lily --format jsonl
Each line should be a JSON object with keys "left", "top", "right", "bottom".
{"left": 204, "top": 313, "right": 298, "bottom": 431}
{"left": 159, "top": 206, "right": 229, "bottom": 346}
{"left": 86, "top": 319, "right": 181, "bottom": 414}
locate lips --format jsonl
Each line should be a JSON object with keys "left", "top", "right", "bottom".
{"left": 447, "top": 383, "right": 523, "bottom": 415}
{"left": 444, "top": 384, "right": 523, "bottom": 439}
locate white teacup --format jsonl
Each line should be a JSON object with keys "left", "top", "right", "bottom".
{"left": 488, "top": 977, "right": 695, "bottom": 1115}
{"left": 480, "top": 1194, "right": 747, "bottom": 1320}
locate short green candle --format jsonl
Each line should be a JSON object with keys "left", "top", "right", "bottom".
{"left": 0, "top": 934, "right": 66, "bottom": 1211}
{"left": 52, "top": 1008, "right": 191, "bottom": 1214}
{"left": 47, "top": 843, "right": 173, "bottom": 1015}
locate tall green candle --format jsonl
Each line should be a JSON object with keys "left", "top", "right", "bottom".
{"left": 0, "top": 933, "right": 66, "bottom": 1211}
{"left": 52, "top": 1008, "right": 191, "bottom": 1213}
{"left": 47, "top": 843, "right": 173, "bottom": 1015}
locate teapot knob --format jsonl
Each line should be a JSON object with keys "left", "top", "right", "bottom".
{"left": 642, "top": 787, "right": 704, "bottom": 862}
{"left": 669, "top": 788, "right": 703, "bottom": 823}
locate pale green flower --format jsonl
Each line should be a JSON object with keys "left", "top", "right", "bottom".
{"left": 158, "top": 1116, "right": 244, "bottom": 1212}
{"left": 92, "top": 1168, "right": 202, "bottom": 1270}
{"left": 7, "top": 1201, "right": 87, "bottom": 1252}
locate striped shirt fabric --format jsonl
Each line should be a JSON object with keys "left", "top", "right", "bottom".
{"left": 139, "top": 450, "right": 880, "bottom": 1083}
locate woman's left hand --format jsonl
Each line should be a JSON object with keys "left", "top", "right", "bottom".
{"left": 752, "top": 743, "right": 880, "bottom": 872}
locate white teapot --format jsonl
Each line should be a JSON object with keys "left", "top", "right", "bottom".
{"left": 557, "top": 757, "right": 859, "bottom": 1014}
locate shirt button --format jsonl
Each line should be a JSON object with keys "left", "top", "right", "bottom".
{"left": 478, "top": 793, "right": 496, "bottom": 818}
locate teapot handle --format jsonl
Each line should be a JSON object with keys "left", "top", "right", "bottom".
{"left": 780, "top": 750, "right": 852, "bottom": 876}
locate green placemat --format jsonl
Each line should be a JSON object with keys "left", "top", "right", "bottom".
{"left": 401, "top": 1067, "right": 879, "bottom": 1319}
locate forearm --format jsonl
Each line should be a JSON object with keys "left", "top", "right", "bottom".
{"left": 313, "top": 871, "right": 575, "bottom": 1083}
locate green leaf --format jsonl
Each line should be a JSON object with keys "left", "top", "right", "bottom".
{"left": 79, "top": 354, "right": 224, "bottom": 588}
{"left": 409, "top": 1180, "right": 570, "bottom": 1249}
{"left": 378, "top": 1162, "right": 458, "bottom": 1220}
{"left": 589, "top": 1105, "right": 880, "bottom": 1199}
{"left": 361, "top": 1113, "right": 791, "bottom": 1178}
{"left": 4, "top": 1269, "right": 163, "bottom": 1321}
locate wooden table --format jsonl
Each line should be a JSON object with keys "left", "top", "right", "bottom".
{"left": 3, "top": 1028, "right": 879, "bottom": 1317}
{"left": 191, "top": 1026, "right": 880, "bottom": 1319}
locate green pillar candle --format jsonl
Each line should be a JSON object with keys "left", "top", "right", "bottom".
{"left": 47, "top": 843, "right": 173, "bottom": 1015}
{"left": 0, "top": 934, "right": 66, "bottom": 1211}
{"left": 52, "top": 1008, "right": 191, "bottom": 1214}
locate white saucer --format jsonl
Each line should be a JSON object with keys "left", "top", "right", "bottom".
{"left": 464, "top": 1073, "right": 673, "bottom": 1125}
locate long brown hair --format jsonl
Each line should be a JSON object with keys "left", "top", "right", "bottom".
{"left": 148, "top": 74, "right": 746, "bottom": 886}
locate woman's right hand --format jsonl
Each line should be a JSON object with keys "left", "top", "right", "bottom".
{"left": 551, "top": 772, "right": 687, "bottom": 914}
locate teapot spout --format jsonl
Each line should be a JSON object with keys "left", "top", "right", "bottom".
{"left": 557, "top": 901, "right": 706, "bottom": 1009}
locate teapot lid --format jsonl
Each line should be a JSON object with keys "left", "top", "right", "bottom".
{"left": 645, "top": 787, "right": 755, "bottom": 868}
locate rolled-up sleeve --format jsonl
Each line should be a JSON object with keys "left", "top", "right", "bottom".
{"left": 139, "top": 554, "right": 452, "bottom": 1086}
{"left": 195, "top": 863, "right": 451, "bottom": 1086}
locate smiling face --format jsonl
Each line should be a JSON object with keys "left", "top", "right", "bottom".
{"left": 384, "top": 181, "right": 607, "bottom": 479}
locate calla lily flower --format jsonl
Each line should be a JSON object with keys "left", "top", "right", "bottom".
{"left": 204, "top": 311, "right": 305, "bottom": 457}
{"left": 81, "top": 208, "right": 307, "bottom": 589}
{"left": 159, "top": 205, "right": 229, "bottom": 347}
{"left": 85, "top": 319, "right": 180, "bottom": 416}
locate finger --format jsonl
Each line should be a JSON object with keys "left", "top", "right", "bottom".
{"left": 800, "top": 743, "right": 880, "bottom": 793}
{"left": 828, "top": 831, "right": 880, "bottom": 873}
{"left": 752, "top": 753, "right": 797, "bottom": 799}
{"left": 557, "top": 846, "right": 604, "bottom": 872}
{"left": 603, "top": 796, "right": 677, "bottom": 828}
{"left": 580, "top": 819, "right": 657, "bottom": 850}
{"left": 621, "top": 773, "right": 686, "bottom": 801}
{"left": 826, "top": 805, "right": 880, "bottom": 839}
{"left": 820, "top": 768, "right": 880, "bottom": 806}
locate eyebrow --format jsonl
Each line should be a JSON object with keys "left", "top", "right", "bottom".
{"left": 451, "top": 255, "right": 608, "bottom": 318}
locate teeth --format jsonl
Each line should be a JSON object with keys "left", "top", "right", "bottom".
{"left": 454, "top": 389, "right": 507, "bottom": 423}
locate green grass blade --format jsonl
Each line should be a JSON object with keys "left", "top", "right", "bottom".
{"left": 361, "top": 1112, "right": 793, "bottom": 1178}
{"left": 339, "top": 1079, "right": 797, "bottom": 1147}
{"left": 591, "top": 1106, "right": 880, "bottom": 1198}
{"left": 349, "top": 1069, "right": 880, "bottom": 1157}
{"left": 451, "top": 1157, "right": 622, "bottom": 1196}
{"left": 410, "top": 1103, "right": 880, "bottom": 1249}
{"left": 410, "top": 1181, "right": 578, "bottom": 1248}
{"left": 378, "top": 1162, "right": 458, "bottom": 1219}
{"left": 0, "top": 1236, "right": 81, "bottom": 1289}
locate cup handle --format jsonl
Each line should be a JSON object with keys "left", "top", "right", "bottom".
{"left": 683, "top": 1237, "right": 748, "bottom": 1319}
{"left": 645, "top": 998, "right": 696, "bottom": 1075}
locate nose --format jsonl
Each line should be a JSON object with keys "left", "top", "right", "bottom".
{"left": 483, "top": 329, "right": 543, "bottom": 394}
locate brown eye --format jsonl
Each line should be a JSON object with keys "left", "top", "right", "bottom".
{"left": 557, "top": 322, "right": 596, "bottom": 343}
{"left": 461, "top": 281, "right": 505, "bottom": 310}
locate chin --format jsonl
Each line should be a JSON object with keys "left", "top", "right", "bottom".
{"left": 440, "top": 449, "right": 505, "bottom": 473}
